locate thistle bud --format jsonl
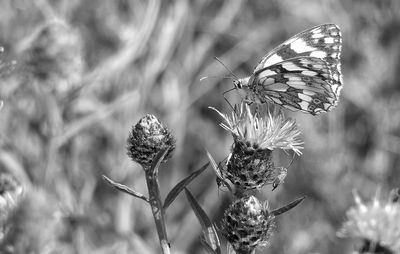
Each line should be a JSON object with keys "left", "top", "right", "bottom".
{"left": 127, "top": 114, "right": 175, "bottom": 169}
{"left": 221, "top": 196, "right": 275, "bottom": 254}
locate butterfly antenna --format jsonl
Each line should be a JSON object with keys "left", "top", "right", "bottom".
{"left": 214, "top": 57, "right": 239, "bottom": 80}
{"left": 200, "top": 76, "right": 235, "bottom": 82}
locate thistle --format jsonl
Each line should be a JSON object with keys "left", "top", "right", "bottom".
{"left": 221, "top": 195, "right": 275, "bottom": 254}
{"left": 105, "top": 114, "right": 179, "bottom": 254}
{"left": 127, "top": 114, "right": 176, "bottom": 170}
{"left": 211, "top": 103, "right": 302, "bottom": 190}
{"left": 338, "top": 189, "right": 400, "bottom": 253}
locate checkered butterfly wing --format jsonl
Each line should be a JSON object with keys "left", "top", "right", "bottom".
{"left": 250, "top": 24, "right": 342, "bottom": 115}
{"left": 252, "top": 57, "right": 338, "bottom": 115}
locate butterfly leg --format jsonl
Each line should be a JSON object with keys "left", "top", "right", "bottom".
{"left": 222, "top": 88, "right": 237, "bottom": 114}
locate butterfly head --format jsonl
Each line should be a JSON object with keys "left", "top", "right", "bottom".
{"left": 233, "top": 79, "right": 242, "bottom": 89}
{"left": 233, "top": 77, "right": 250, "bottom": 89}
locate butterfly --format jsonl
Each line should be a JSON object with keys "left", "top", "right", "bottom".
{"left": 233, "top": 24, "right": 343, "bottom": 115}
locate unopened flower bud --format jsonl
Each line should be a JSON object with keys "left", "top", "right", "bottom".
{"left": 221, "top": 196, "right": 275, "bottom": 254}
{"left": 127, "top": 114, "right": 175, "bottom": 169}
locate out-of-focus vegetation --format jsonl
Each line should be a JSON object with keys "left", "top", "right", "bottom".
{"left": 0, "top": 0, "right": 400, "bottom": 253}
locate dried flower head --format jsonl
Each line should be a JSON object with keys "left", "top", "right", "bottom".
{"left": 338, "top": 190, "right": 400, "bottom": 253}
{"left": 127, "top": 114, "right": 175, "bottom": 169}
{"left": 212, "top": 102, "right": 303, "bottom": 155}
{"left": 221, "top": 196, "right": 275, "bottom": 254}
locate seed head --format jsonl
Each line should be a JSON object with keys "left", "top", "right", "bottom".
{"left": 221, "top": 196, "right": 275, "bottom": 254}
{"left": 127, "top": 114, "right": 175, "bottom": 169}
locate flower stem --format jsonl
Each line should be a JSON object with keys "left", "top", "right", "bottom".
{"left": 145, "top": 169, "right": 170, "bottom": 254}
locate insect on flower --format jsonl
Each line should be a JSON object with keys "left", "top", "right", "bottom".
{"left": 233, "top": 24, "right": 343, "bottom": 115}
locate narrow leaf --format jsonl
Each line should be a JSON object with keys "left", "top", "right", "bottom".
{"left": 200, "top": 237, "right": 218, "bottom": 254}
{"left": 205, "top": 150, "right": 232, "bottom": 192}
{"left": 185, "top": 188, "right": 221, "bottom": 254}
{"left": 148, "top": 147, "right": 170, "bottom": 177}
{"left": 271, "top": 196, "right": 306, "bottom": 217}
{"left": 163, "top": 162, "right": 209, "bottom": 210}
{"left": 205, "top": 150, "right": 222, "bottom": 178}
{"left": 103, "top": 175, "right": 149, "bottom": 203}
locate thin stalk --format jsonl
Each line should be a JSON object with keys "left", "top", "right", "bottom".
{"left": 143, "top": 147, "right": 171, "bottom": 254}
{"left": 145, "top": 169, "right": 170, "bottom": 254}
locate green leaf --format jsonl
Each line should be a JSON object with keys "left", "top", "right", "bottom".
{"left": 200, "top": 237, "right": 219, "bottom": 254}
{"left": 163, "top": 162, "right": 209, "bottom": 210}
{"left": 271, "top": 196, "right": 305, "bottom": 217}
{"left": 103, "top": 175, "right": 149, "bottom": 203}
{"left": 148, "top": 147, "right": 170, "bottom": 177}
{"left": 185, "top": 188, "right": 221, "bottom": 254}
{"left": 205, "top": 150, "right": 232, "bottom": 192}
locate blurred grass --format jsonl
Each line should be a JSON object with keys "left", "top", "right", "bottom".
{"left": 0, "top": 0, "right": 400, "bottom": 253}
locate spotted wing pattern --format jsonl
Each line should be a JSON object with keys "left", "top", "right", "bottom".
{"left": 245, "top": 24, "right": 342, "bottom": 115}
{"left": 250, "top": 57, "right": 338, "bottom": 115}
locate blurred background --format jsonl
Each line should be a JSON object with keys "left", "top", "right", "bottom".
{"left": 0, "top": 0, "right": 400, "bottom": 253}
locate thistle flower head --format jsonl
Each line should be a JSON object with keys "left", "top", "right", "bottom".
{"left": 212, "top": 103, "right": 303, "bottom": 155}
{"left": 338, "top": 190, "right": 400, "bottom": 253}
{"left": 127, "top": 114, "right": 175, "bottom": 169}
{"left": 221, "top": 195, "right": 275, "bottom": 254}
{"left": 212, "top": 103, "right": 300, "bottom": 190}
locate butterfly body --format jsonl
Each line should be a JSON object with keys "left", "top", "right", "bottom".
{"left": 234, "top": 24, "right": 343, "bottom": 115}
